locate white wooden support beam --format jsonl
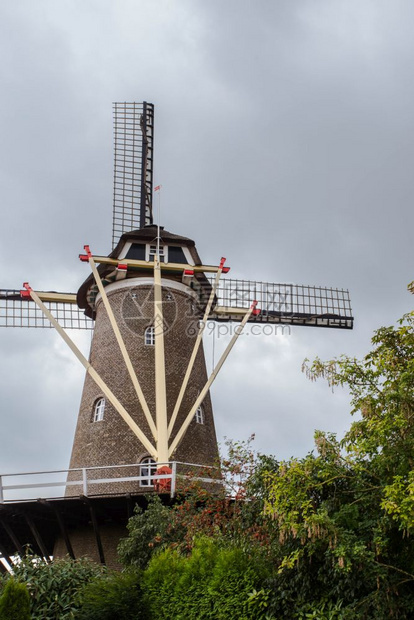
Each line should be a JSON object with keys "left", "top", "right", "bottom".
{"left": 79, "top": 253, "right": 231, "bottom": 275}
{"left": 212, "top": 306, "right": 248, "bottom": 316}
{"left": 168, "top": 257, "right": 226, "bottom": 438}
{"left": 23, "top": 283, "right": 157, "bottom": 459}
{"left": 84, "top": 247, "right": 157, "bottom": 441}
{"left": 153, "top": 259, "right": 169, "bottom": 464}
{"left": 168, "top": 301, "right": 258, "bottom": 458}
{"left": 22, "top": 291, "right": 78, "bottom": 304}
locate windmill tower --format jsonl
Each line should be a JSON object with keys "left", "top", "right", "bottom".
{"left": 67, "top": 225, "right": 220, "bottom": 495}
{"left": 0, "top": 102, "right": 354, "bottom": 568}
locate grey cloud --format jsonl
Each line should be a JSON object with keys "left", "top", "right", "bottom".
{"left": 1, "top": 0, "right": 413, "bottom": 478}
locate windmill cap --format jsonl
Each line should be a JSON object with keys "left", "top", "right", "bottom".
{"left": 114, "top": 224, "right": 197, "bottom": 250}
{"left": 77, "top": 225, "right": 204, "bottom": 317}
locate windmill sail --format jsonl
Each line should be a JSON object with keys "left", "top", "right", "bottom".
{"left": 1, "top": 276, "right": 353, "bottom": 331}
{"left": 208, "top": 278, "right": 353, "bottom": 329}
{"left": 112, "top": 102, "right": 154, "bottom": 248}
{"left": 0, "top": 290, "right": 92, "bottom": 330}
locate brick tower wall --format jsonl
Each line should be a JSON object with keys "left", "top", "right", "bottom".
{"left": 66, "top": 277, "right": 219, "bottom": 496}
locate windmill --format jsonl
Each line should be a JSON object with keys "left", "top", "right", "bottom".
{"left": 0, "top": 102, "right": 354, "bottom": 568}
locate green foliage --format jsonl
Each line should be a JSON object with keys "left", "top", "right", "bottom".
{"left": 295, "top": 598, "right": 345, "bottom": 619}
{"left": 262, "top": 312, "right": 414, "bottom": 618}
{"left": 2, "top": 554, "right": 105, "bottom": 620}
{"left": 143, "top": 536, "right": 270, "bottom": 620}
{"left": 118, "top": 494, "right": 180, "bottom": 569}
{"left": 381, "top": 470, "right": 414, "bottom": 532}
{"left": 118, "top": 442, "right": 279, "bottom": 570}
{"left": 2, "top": 309, "right": 413, "bottom": 619}
{"left": 75, "top": 571, "right": 147, "bottom": 620}
{"left": 0, "top": 579, "right": 31, "bottom": 620}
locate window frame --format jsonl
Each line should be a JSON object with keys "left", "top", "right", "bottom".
{"left": 140, "top": 457, "right": 156, "bottom": 487}
{"left": 194, "top": 405, "right": 204, "bottom": 424}
{"left": 147, "top": 244, "right": 168, "bottom": 263}
{"left": 144, "top": 325, "right": 155, "bottom": 346}
{"left": 93, "top": 397, "right": 105, "bottom": 422}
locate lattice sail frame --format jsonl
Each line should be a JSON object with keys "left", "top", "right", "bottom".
{"left": 0, "top": 279, "right": 353, "bottom": 330}
{"left": 0, "top": 291, "right": 92, "bottom": 330}
{"left": 112, "top": 102, "right": 154, "bottom": 248}
{"left": 208, "top": 278, "right": 353, "bottom": 329}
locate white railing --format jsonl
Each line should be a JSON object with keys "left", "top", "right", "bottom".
{"left": 0, "top": 462, "right": 221, "bottom": 503}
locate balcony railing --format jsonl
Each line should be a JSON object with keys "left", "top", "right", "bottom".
{"left": 0, "top": 462, "right": 221, "bottom": 503}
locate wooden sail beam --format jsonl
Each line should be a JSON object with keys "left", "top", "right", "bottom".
{"left": 153, "top": 258, "right": 169, "bottom": 464}
{"left": 79, "top": 253, "right": 230, "bottom": 275}
{"left": 168, "top": 257, "right": 227, "bottom": 438}
{"left": 19, "top": 291, "right": 78, "bottom": 304}
{"left": 23, "top": 283, "right": 157, "bottom": 459}
{"left": 168, "top": 301, "right": 259, "bottom": 459}
{"left": 84, "top": 246, "right": 157, "bottom": 442}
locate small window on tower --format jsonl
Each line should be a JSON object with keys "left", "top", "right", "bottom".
{"left": 194, "top": 405, "right": 204, "bottom": 424}
{"left": 147, "top": 244, "right": 167, "bottom": 262}
{"left": 140, "top": 457, "right": 156, "bottom": 487}
{"left": 93, "top": 397, "right": 105, "bottom": 422}
{"left": 145, "top": 326, "right": 155, "bottom": 346}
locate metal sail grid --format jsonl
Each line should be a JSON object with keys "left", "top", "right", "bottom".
{"left": 0, "top": 280, "right": 353, "bottom": 331}
{"left": 207, "top": 278, "right": 353, "bottom": 329}
{"left": 0, "top": 291, "right": 93, "bottom": 330}
{"left": 112, "top": 102, "right": 154, "bottom": 249}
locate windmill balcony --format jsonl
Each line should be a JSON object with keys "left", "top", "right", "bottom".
{"left": 0, "top": 462, "right": 222, "bottom": 504}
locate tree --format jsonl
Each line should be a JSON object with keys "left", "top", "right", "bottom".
{"left": 118, "top": 438, "right": 279, "bottom": 570}
{"left": 116, "top": 311, "right": 414, "bottom": 617}
{"left": 118, "top": 494, "right": 180, "bottom": 569}
{"left": 263, "top": 312, "right": 414, "bottom": 618}
{"left": 117, "top": 440, "right": 280, "bottom": 618}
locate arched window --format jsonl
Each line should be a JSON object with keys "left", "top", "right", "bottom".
{"left": 140, "top": 457, "right": 156, "bottom": 487}
{"left": 145, "top": 326, "right": 155, "bottom": 346}
{"left": 93, "top": 397, "right": 105, "bottom": 422}
{"left": 194, "top": 405, "right": 204, "bottom": 424}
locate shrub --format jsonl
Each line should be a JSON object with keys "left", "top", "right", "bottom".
{"left": 118, "top": 495, "right": 177, "bottom": 569}
{"left": 3, "top": 554, "right": 105, "bottom": 620}
{"left": 75, "top": 570, "right": 147, "bottom": 620}
{"left": 143, "top": 536, "right": 270, "bottom": 619}
{"left": 0, "top": 578, "right": 31, "bottom": 620}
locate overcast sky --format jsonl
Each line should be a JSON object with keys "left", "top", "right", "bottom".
{"left": 1, "top": 0, "right": 414, "bottom": 487}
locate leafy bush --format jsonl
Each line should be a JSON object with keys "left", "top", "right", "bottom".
{"left": 143, "top": 536, "right": 270, "bottom": 619}
{"left": 0, "top": 578, "right": 30, "bottom": 620}
{"left": 75, "top": 571, "right": 147, "bottom": 620}
{"left": 2, "top": 554, "right": 105, "bottom": 620}
{"left": 118, "top": 494, "right": 177, "bottom": 569}
{"left": 118, "top": 442, "right": 280, "bottom": 572}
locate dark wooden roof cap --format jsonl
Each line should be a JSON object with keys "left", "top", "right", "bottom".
{"left": 113, "top": 224, "right": 197, "bottom": 250}
{"left": 77, "top": 225, "right": 203, "bottom": 315}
